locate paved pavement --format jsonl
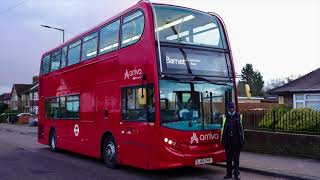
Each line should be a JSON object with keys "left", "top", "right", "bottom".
{"left": 216, "top": 151, "right": 320, "bottom": 180}
{"left": 0, "top": 123, "right": 313, "bottom": 180}
{"left": 238, "top": 151, "right": 320, "bottom": 180}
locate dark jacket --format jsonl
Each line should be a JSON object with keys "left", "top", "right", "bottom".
{"left": 221, "top": 112, "right": 245, "bottom": 149}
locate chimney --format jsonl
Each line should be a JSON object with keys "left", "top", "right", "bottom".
{"left": 32, "top": 76, "right": 39, "bottom": 84}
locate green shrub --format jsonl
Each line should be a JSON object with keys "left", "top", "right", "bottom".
{"left": 4, "top": 109, "right": 19, "bottom": 114}
{"left": 259, "top": 107, "right": 320, "bottom": 133}
{"left": 258, "top": 105, "right": 291, "bottom": 129}
{"left": 0, "top": 115, "right": 7, "bottom": 123}
{"left": 277, "top": 108, "right": 320, "bottom": 132}
{"left": 0, "top": 103, "right": 8, "bottom": 114}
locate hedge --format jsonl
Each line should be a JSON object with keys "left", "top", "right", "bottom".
{"left": 0, "top": 115, "right": 6, "bottom": 123}
{"left": 259, "top": 107, "right": 320, "bottom": 133}
{"left": 258, "top": 105, "right": 291, "bottom": 129}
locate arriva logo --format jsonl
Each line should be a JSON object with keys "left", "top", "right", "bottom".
{"left": 124, "top": 68, "right": 142, "bottom": 80}
{"left": 190, "top": 133, "right": 199, "bottom": 144}
{"left": 190, "top": 132, "right": 220, "bottom": 144}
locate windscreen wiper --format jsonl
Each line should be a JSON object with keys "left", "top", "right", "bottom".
{"left": 193, "top": 76, "right": 231, "bottom": 85}
{"left": 193, "top": 76, "right": 211, "bottom": 83}
{"left": 162, "top": 75, "right": 180, "bottom": 81}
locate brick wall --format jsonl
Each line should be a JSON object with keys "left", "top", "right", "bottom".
{"left": 244, "top": 130, "right": 320, "bottom": 160}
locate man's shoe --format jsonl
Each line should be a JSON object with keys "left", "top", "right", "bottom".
{"left": 223, "top": 175, "right": 232, "bottom": 179}
{"left": 234, "top": 176, "right": 241, "bottom": 180}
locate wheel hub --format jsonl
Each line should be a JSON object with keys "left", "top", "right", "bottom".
{"left": 105, "top": 143, "right": 115, "bottom": 161}
{"left": 51, "top": 135, "right": 56, "bottom": 149}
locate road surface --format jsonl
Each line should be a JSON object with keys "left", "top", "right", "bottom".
{"left": 0, "top": 124, "right": 286, "bottom": 180}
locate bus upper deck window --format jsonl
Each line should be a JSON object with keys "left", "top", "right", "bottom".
{"left": 121, "top": 11, "right": 145, "bottom": 48}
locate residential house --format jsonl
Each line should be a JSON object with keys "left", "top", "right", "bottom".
{"left": 27, "top": 83, "right": 39, "bottom": 114}
{"left": 10, "top": 84, "right": 33, "bottom": 112}
{"left": 268, "top": 68, "right": 320, "bottom": 111}
{"left": 0, "top": 93, "right": 11, "bottom": 105}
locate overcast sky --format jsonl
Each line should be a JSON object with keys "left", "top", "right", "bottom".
{"left": 0, "top": 0, "right": 319, "bottom": 94}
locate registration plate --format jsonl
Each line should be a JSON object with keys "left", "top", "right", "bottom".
{"left": 195, "top": 157, "right": 213, "bottom": 165}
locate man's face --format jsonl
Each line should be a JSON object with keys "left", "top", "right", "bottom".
{"left": 228, "top": 107, "right": 235, "bottom": 113}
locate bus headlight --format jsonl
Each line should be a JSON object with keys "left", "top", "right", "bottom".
{"left": 164, "top": 138, "right": 176, "bottom": 146}
{"left": 164, "top": 138, "right": 168, "bottom": 143}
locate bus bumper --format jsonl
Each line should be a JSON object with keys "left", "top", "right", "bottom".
{"left": 158, "top": 143, "right": 226, "bottom": 169}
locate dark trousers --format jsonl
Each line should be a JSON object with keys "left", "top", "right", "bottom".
{"left": 225, "top": 146, "right": 240, "bottom": 176}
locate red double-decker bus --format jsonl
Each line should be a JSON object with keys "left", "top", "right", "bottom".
{"left": 38, "top": 1, "right": 238, "bottom": 169}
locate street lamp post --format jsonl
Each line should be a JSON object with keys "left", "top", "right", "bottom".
{"left": 41, "top": 25, "right": 65, "bottom": 43}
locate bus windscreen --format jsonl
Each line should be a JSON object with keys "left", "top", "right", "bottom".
{"left": 154, "top": 5, "right": 226, "bottom": 49}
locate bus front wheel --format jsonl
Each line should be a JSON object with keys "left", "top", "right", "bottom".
{"left": 49, "top": 130, "right": 57, "bottom": 152}
{"left": 102, "top": 136, "right": 118, "bottom": 168}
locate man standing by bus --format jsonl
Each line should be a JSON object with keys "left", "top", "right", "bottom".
{"left": 221, "top": 102, "right": 244, "bottom": 180}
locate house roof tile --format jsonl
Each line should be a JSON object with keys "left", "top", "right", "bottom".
{"left": 0, "top": 93, "right": 11, "bottom": 100}
{"left": 12, "top": 84, "right": 33, "bottom": 96}
{"left": 268, "top": 68, "right": 320, "bottom": 95}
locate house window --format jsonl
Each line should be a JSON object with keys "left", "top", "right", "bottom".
{"left": 34, "top": 92, "right": 38, "bottom": 100}
{"left": 296, "top": 102, "right": 304, "bottom": 108}
{"left": 14, "top": 94, "right": 18, "bottom": 101}
{"left": 279, "top": 96, "right": 284, "bottom": 104}
{"left": 34, "top": 106, "right": 38, "bottom": 114}
{"left": 295, "top": 94, "right": 304, "bottom": 101}
{"left": 294, "top": 93, "right": 320, "bottom": 111}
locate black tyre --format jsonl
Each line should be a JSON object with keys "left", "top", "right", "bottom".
{"left": 49, "top": 130, "right": 57, "bottom": 152}
{"left": 102, "top": 136, "right": 118, "bottom": 168}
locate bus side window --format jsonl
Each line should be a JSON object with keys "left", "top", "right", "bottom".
{"left": 67, "top": 40, "right": 81, "bottom": 66}
{"left": 66, "top": 95, "right": 80, "bottom": 119}
{"left": 121, "top": 10, "right": 145, "bottom": 48}
{"left": 60, "top": 46, "right": 68, "bottom": 68}
{"left": 100, "top": 20, "right": 120, "bottom": 55}
{"left": 41, "top": 55, "right": 51, "bottom": 75}
{"left": 44, "top": 95, "right": 80, "bottom": 120}
{"left": 121, "top": 85, "right": 154, "bottom": 122}
{"left": 82, "top": 31, "right": 98, "bottom": 61}
{"left": 45, "top": 99, "right": 51, "bottom": 118}
{"left": 51, "top": 49, "right": 61, "bottom": 72}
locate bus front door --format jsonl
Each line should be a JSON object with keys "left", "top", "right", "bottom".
{"left": 119, "top": 86, "right": 156, "bottom": 168}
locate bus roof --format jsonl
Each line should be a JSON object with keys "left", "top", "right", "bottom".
{"left": 42, "top": 1, "right": 148, "bottom": 57}
{"left": 41, "top": 1, "right": 224, "bottom": 57}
